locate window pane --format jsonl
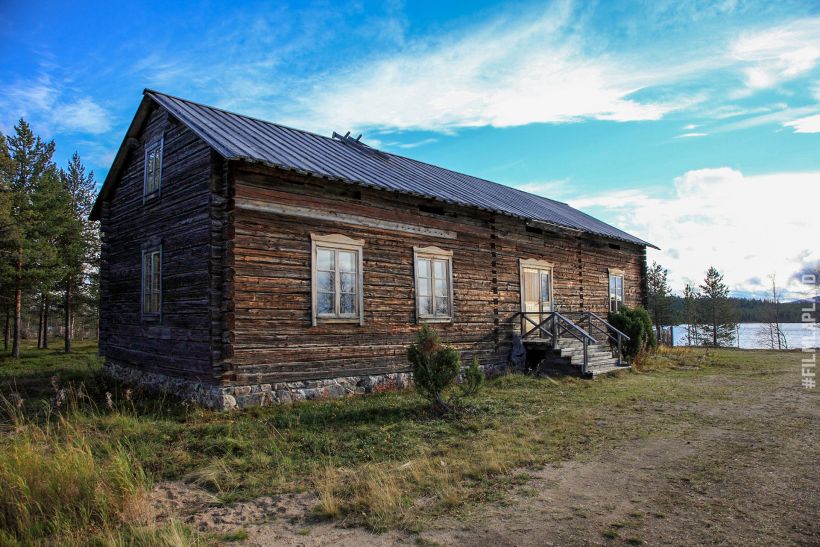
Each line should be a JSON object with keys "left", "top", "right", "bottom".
{"left": 340, "top": 272, "right": 356, "bottom": 293}
{"left": 418, "top": 296, "right": 432, "bottom": 316}
{"left": 434, "top": 278, "right": 447, "bottom": 297}
{"left": 433, "top": 259, "right": 446, "bottom": 280}
{"left": 541, "top": 273, "right": 550, "bottom": 301}
{"left": 435, "top": 296, "right": 450, "bottom": 316}
{"left": 610, "top": 297, "right": 617, "bottom": 312}
{"left": 338, "top": 251, "right": 355, "bottom": 273}
{"left": 524, "top": 270, "right": 539, "bottom": 302}
{"left": 340, "top": 293, "right": 356, "bottom": 314}
{"left": 417, "top": 277, "right": 431, "bottom": 296}
{"left": 317, "top": 249, "right": 334, "bottom": 271}
{"left": 143, "top": 254, "right": 150, "bottom": 311}
{"left": 317, "top": 292, "right": 333, "bottom": 314}
{"left": 317, "top": 271, "right": 334, "bottom": 292}
{"left": 416, "top": 258, "right": 431, "bottom": 278}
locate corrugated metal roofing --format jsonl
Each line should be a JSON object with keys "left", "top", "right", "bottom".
{"left": 142, "top": 89, "right": 654, "bottom": 248}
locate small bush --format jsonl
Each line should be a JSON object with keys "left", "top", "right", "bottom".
{"left": 407, "top": 325, "right": 461, "bottom": 413}
{"left": 461, "top": 356, "right": 485, "bottom": 397}
{"left": 607, "top": 306, "right": 657, "bottom": 360}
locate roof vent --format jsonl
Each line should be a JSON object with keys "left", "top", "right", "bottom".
{"left": 332, "top": 131, "right": 363, "bottom": 143}
{"left": 332, "top": 131, "right": 389, "bottom": 160}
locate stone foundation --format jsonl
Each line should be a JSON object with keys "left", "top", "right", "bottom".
{"left": 104, "top": 358, "right": 505, "bottom": 410}
{"left": 103, "top": 360, "right": 415, "bottom": 410}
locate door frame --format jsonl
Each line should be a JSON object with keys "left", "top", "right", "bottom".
{"left": 519, "top": 258, "right": 555, "bottom": 316}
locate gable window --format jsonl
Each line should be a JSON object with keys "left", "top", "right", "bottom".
{"left": 142, "top": 248, "right": 162, "bottom": 316}
{"left": 311, "top": 234, "right": 365, "bottom": 325}
{"left": 144, "top": 139, "right": 163, "bottom": 199}
{"left": 609, "top": 269, "right": 624, "bottom": 312}
{"left": 413, "top": 246, "right": 453, "bottom": 322}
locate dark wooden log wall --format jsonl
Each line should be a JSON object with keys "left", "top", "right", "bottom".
{"left": 99, "top": 105, "right": 217, "bottom": 381}
{"left": 224, "top": 164, "right": 646, "bottom": 385}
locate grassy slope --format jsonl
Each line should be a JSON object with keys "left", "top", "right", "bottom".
{"left": 0, "top": 341, "right": 812, "bottom": 542}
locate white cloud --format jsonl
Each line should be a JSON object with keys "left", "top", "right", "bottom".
{"left": 784, "top": 114, "right": 820, "bottom": 133}
{"left": 282, "top": 5, "right": 689, "bottom": 133}
{"left": 569, "top": 168, "right": 820, "bottom": 298}
{"left": 732, "top": 18, "right": 820, "bottom": 89}
{"left": 54, "top": 98, "right": 111, "bottom": 134}
{"left": 0, "top": 76, "right": 111, "bottom": 135}
{"left": 676, "top": 132, "right": 707, "bottom": 138}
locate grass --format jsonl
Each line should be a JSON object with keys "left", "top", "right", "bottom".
{"left": 0, "top": 338, "right": 810, "bottom": 542}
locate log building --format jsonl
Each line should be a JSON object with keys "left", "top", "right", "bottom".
{"left": 90, "top": 90, "right": 656, "bottom": 409}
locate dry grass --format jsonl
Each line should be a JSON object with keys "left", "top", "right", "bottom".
{"left": 633, "top": 345, "right": 711, "bottom": 372}
{"left": 0, "top": 410, "right": 152, "bottom": 544}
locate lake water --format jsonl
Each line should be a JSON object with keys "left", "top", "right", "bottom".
{"left": 671, "top": 322, "right": 819, "bottom": 349}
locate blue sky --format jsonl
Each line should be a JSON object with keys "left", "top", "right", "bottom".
{"left": 1, "top": 0, "right": 818, "bottom": 299}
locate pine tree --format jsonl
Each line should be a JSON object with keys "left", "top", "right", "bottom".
{"left": 0, "top": 133, "right": 14, "bottom": 350}
{"left": 4, "top": 119, "right": 58, "bottom": 358}
{"left": 682, "top": 283, "right": 699, "bottom": 346}
{"left": 646, "top": 261, "right": 672, "bottom": 340}
{"left": 58, "top": 152, "right": 99, "bottom": 353}
{"left": 698, "top": 267, "right": 737, "bottom": 347}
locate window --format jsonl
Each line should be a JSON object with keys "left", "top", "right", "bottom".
{"left": 144, "top": 139, "right": 163, "bottom": 199}
{"left": 311, "top": 234, "right": 364, "bottom": 325}
{"left": 519, "top": 258, "right": 553, "bottom": 315}
{"left": 414, "top": 246, "right": 453, "bottom": 322}
{"left": 609, "top": 269, "right": 624, "bottom": 312}
{"left": 142, "top": 248, "right": 162, "bottom": 316}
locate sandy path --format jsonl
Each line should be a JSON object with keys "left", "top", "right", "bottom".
{"left": 152, "top": 367, "right": 819, "bottom": 546}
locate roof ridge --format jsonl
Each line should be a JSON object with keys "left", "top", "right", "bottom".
{"left": 144, "top": 88, "right": 571, "bottom": 208}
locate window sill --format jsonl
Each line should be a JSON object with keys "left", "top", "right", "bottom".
{"left": 141, "top": 313, "right": 161, "bottom": 322}
{"left": 315, "top": 317, "right": 363, "bottom": 325}
{"left": 418, "top": 317, "right": 454, "bottom": 324}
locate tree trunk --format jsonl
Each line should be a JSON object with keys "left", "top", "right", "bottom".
{"left": 37, "top": 293, "right": 44, "bottom": 349}
{"left": 43, "top": 292, "right": 50, "bottom": 349}
{"left": 64, "top": 282, "right": 72, "bottom": 354}
{"left": 12, "top": 252, "right": 22, "bottom": 358}
{"left": 3, "top": 305, "right": 8, "bottom": 351}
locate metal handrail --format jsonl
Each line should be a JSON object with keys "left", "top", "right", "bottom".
{"left": 564, "top": 311, "right": 631, "bottom": 366}
{"left": 515, "top": 311, "right": 598, "bottom": 375}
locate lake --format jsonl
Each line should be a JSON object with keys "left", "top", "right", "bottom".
{"left": 671, "top": 322, "right": 819, "bottom": 349}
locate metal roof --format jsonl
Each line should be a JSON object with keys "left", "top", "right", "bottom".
{"left": 96, "top": 89, "right": 655, "bottom": 248}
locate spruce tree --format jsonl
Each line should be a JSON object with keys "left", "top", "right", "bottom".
{"left": 646, "top": 261, "right": 672, "bottom": 340}
{"left": 682, "top": 283, "right": 699, "bottom": 346}
{"left": 698, "top": 267, "right": 737, "bottom": 347}
{"left": 59, "top": 152, "right": 99, "bottom": 353}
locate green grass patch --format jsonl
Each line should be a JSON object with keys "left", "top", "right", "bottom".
{"left": 0, "top": 340, "right": 809, "bottom": 541}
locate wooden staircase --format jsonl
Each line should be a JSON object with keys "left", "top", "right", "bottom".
{"left": 553, "top": 338, "right": 629, "bottom": 377}
{"left": 516, "top": 311, "right": 631, "bottom": 378}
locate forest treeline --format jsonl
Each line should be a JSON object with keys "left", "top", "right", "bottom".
{"left": 663, "top": 294, "right": 811, "bottom": 324}
{"left": 0, "top": 119, "right": 99, "bottom": 357}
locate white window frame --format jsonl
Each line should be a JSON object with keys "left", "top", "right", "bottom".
{"left": 310, "top": 233, "right": 365, "bottom": 326}
{"left": 413, "top": 246, "right": 454, "bottom": 323}
{"left": 143, "top": 138, "right": 163, "bottom": 201}
{"left": 141, "top": 247, "right": 162, "bottom": 318}
{"left": 608, "top": 268, "right": 625, "bottom": 313}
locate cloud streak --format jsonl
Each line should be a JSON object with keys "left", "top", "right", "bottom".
{"left": 0, "top": 75, "right": 112, "bottom": 135}
{"left": 281, "top": 4, "right": 692, "bottom": 133}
